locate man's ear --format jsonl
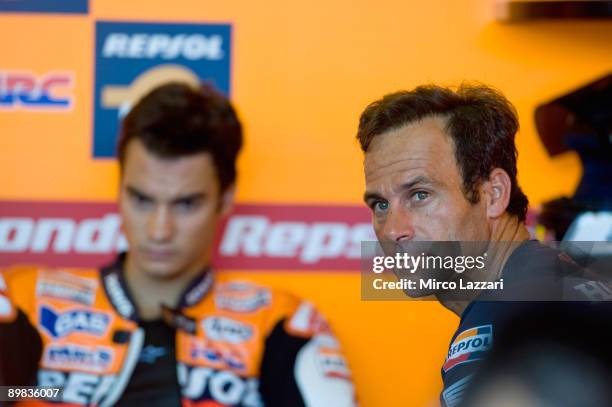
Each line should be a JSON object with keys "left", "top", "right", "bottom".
{"left": 219, "top": 184, "right": 236, "bottom": 217}
{"left": 484, "top": 168, "right": 511, "bottom": 219}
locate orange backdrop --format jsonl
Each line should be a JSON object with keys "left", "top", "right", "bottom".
{"left": 1, "top": 1, "right": 611, "bottom": 405}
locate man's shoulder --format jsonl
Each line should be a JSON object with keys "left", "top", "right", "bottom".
{"left": 2, "top": 264, "right": 41, "bottom": 287}
{"left": 504, "top": 240, "right": 568, "bottom": 274}
{"left": 2, "top": 265, "right": 102, "bottom": 307}
{"left": 3, "top": 264, "right": 98, "bottom": 288}
{"left": 503, "top": 240, "right": 611, "bottom": 301}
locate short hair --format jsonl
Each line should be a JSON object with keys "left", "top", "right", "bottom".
{"left": 357, "top": 83, "right": 529, "bottom": 221}
{"left": 118, "top": 82, "right": 242, "bottom": 193}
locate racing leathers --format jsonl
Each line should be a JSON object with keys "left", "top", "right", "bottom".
{"left": 0, "top": 254, "right": 357, "bottom": 406}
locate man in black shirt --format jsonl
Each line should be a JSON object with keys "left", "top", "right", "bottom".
{"left": 355, "top": 83, "right": 610, "bottom": 406}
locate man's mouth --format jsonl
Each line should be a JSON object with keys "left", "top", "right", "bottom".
{"left": 142, "top": 249, "right": 176, "bottom": 261}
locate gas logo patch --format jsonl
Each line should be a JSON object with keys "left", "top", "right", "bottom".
{"left": 40, "top": 305, "right": 111, "bottom": 338}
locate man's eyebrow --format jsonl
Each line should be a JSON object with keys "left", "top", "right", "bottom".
{"left": 398, "top": 175, "right": 435, "bottom": 191}
{"left": 170, "top": 192, "right": 206, "bottom": 204}
{"left": 125, "top": 186, "right": 205, "bottom": 203}
{"left": 363, "top": 191, "right": 384, "bottom": 203}
{"left": 126, "top": 185, "right": 153, "bottom": 200}
{"left": 363, "top": 176, "right": 435, "bottom": 203}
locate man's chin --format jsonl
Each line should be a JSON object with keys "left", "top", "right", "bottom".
{"left": 403, "top": 287, "right": 439, "bottom": 299}
{"left": 141, "top": 267, "right": 182, "bottom": 280}
{"left": 395, "top": 272, "right": 442, "bottom": 299}
{"left": 135, "top": 258, "right": 185, "bottom": 280}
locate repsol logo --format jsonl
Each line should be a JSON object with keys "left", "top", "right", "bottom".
{"left": 38, "top": 370, "right": 115, "bottom": 405}
{"left": 447, "top": 335, "right": 491, "bottom": 359}
{"left": 220, "top": 215, "right": 374, "bottom": 263}
{"left": 178, "top": 364, "right": 262, "bottom": 406}
{"left": 101, "top": 33, "right": 224, "bottom": 60}
{"left": 0, "top": 215, "right": 127, "bottom": 253}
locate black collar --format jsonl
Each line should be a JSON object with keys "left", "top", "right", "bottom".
{"left": 100, "top": 253, "right": 214, "bottom": 321}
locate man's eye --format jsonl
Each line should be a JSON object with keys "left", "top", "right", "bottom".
{"left": 373, "top": 200, "right": 389, "bottom": 213}
{"left": 132, "top": 194, "right": 152, "bottom": 207}
{"left": 175, "top": 199, "right": 200, "bottom": 211}
{"left": 412, "top": 191, "right": 429, "bottom": 202}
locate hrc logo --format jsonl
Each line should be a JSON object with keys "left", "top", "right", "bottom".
{"left": 92, "top": 21, "right": 232, "bottom": 158}
{"left": 0, "top": 71, "right": 74, "bottom": 111}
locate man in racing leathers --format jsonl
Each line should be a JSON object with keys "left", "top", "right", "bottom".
{"left": 0, "top": 83, "right": 357, "bottom": 407}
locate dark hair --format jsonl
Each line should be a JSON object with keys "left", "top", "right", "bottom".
{"left": 357, "top": 83, "right": 529, "bottom": 221}
{"left": 118, "top": 82, "right": 242, "bottom": 192}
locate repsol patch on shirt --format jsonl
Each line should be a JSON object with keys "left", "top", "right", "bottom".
{"left": 443, "top": 325, "right": 492, "bottom": 372}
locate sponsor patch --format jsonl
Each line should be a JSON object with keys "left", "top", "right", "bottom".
{"left": 43, "top": 344, "right": 114, "bottom": 374}
{"left": 189, "top": 341, "right": 247, "bottom": 371}
{"left": 139, "top": 345, "right": 167, "bottom": 364}
{"left": 443, "top": 325, "right": 492, "bottom": 372}
{"left": 202, "top": 317, "right": 253, "bottom": 344}
{"left": 37, "top": 271, "right": 97, "bottom": 305}
{"left": 317, "top": 347, "right": 351, "bottom": 380}
{"left": 215, "top": 282, "right": 271, "bottom": 313}
{"left": 443, "top": 375, "right": 473, "bottom": 407}
{"left": 39, "top": 370, "right": 116, "bottom": 405}
{"left": 103, "top": 272, "right": 135, "bottom": 319}
{"left": 178, "top": 364, "right": 262, "bottom": 405}
{"left": 183, "top": 272, "right": 214, "bottom": 307}
{"left": 287, "top": 302, "right": 330, "bottom": 336}
{"left": 40, "top": 305, "right": 111, "bottom": 338}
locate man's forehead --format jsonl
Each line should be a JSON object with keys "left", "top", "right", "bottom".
{"left": 364, "top": 116, "right": 455, "bottom": 180}
{"left": 121, "top": 140, "right": 218, "bottom": 195}
{"left": 124, "top": 139, "right": 211, "bottom": 166}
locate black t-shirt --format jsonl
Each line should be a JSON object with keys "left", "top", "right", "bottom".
{"left": 441, "top": 241, "right": 612, "bottom": 407}
{"left": 115, "top": 320, "right": 181, "bottom": 407}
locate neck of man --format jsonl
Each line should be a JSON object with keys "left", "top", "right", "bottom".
{"left": 124, "top": 254, "right": 209, "bottom": 321}
{"left": 437, "top": 213, "right": 531, "bottom": 316}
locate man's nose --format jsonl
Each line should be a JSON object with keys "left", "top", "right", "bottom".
{"left": 381, "top": 207, "right": 415, "bottom": 243}
{"left": 148, "top": 206, "right": 173, "bottom": 242}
